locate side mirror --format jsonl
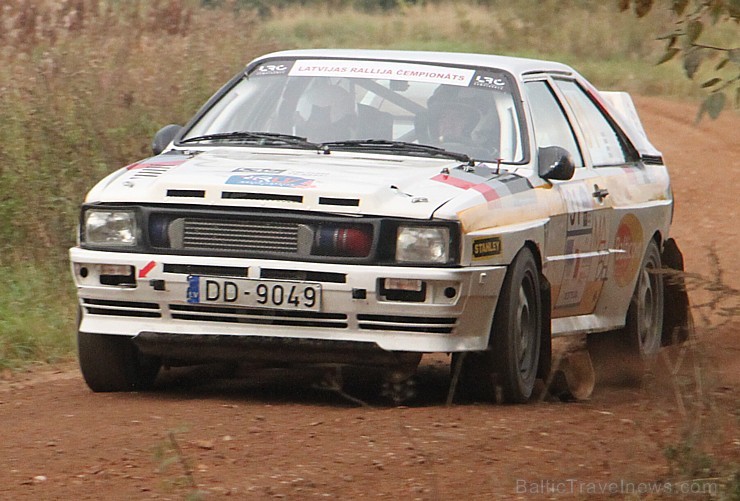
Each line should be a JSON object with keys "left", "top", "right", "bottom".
{"left": 538, "top": 146, "right": 576, "bottom": 181}
{"left": 151, "top": 124, "right": 183, "bottom": 155}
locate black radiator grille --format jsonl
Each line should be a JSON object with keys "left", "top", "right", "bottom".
{"left": 181, "top": 219, "right": 300, "bottom": 253}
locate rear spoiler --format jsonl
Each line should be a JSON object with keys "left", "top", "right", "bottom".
{"left": 600, "top": 91, "right": 663, "bottom": 162}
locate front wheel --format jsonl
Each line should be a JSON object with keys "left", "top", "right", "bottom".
{"left": 78, "top": 331, "right": 160, "bottom": 392}
{"left": 454, "top": 247, "right": 542, "bottom": 403}
{"left": 492, "top": 247, "right": 542, "bottom": 402}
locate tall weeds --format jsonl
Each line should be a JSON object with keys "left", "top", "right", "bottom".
{"left": 644, "top": 250, "right": 739, "bottom": 497}
{"left": 0, "top": 0, "right": 267, "bottom": 365}
{"left": 0, "top": 0, "right": 267, "bottom": 266}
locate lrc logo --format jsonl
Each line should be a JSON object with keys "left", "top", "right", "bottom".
{"left": 475, "top": 75, "right": 505, "bottom": 87}
{"left": 258, "top": 64, "right": 288, "bottom": 73}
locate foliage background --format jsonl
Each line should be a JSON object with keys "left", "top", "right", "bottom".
{"left": 0, "top": 0, "right": 737, "bottom": 366}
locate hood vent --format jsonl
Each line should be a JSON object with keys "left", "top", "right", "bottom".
{"left": 222, "top": 192, "right": 303, "bottom": 203}
{"left": 130, "top": 166, "right": 174, "bottom": 179}
{"left": 167, "top": 189, "right": 205, "bottom": 198}
{"left": 319, "top": 197, "right": 360, "bottom": 207}
{"left": 641, "top": 155, "right": 664, "bottom": 166}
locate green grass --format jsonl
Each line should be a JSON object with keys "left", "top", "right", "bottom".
{"left": 0, "top": 264, "right": 77, "bottom": 369}
{"left": 257, "top": 1, "right": 726, "bottom": 99}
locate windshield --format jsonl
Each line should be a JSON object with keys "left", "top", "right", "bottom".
{"left": 182, "top": 58, "right": 525, "bottom": 163}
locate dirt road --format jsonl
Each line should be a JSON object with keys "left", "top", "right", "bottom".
{"left": 1, "top": 97, "right": 738, "bottom": 500}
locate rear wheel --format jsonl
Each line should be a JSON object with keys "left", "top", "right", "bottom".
{"left": 78, "top": 331, "right": 160, "bottom": 392}
{"left": 628, "top": 239, "right": 664, "bottom": 357}
{"left": 587, "top": 239, "right": 664, "bottom": 385}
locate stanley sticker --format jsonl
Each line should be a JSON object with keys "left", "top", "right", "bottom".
{"left": 472, "top": 237, "right": 502, "bottom": 260}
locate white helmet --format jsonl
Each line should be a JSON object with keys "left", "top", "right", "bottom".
{"left": 295, "top": 80, "right": 356, "bottom": 142}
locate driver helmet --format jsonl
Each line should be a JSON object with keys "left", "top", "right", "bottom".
{"left": 427, "top": 85, "right": 482, "bottom": 143}
{"left": 295, "top": 79, "right": 356, "bottom": 141}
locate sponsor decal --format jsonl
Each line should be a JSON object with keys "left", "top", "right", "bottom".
{"left": 560, "top": 182, "right": 594, "bottom": 213}
{"left": 472, "top": 184, "right": 502, "bottom": 202}
{"left": 472, "top": 236, "right": 502, "bottom": 260}
{"left": 621, "top": 166, "right": 653, "bottom": 185}
{"left": 232, "top": 168, "right": 286, "bottom": 174}
{"left": 554, "top": 209, "right": 610, "bottom": 313}
{"left": 567, "top": 211, "right": 593, "bottom": 237}
{"left": 252, "top": 61, "right": 294, "bottom": 76}
{"left": 496, "top": 174, "right": 533, "bottom": 195}
{"left": 226, "top": 175, "right": 315, "bottom": 188}
{"left": 431, "top": 173, "right": 475, "bottom": 190}
{"left": 555, "top": 239, "right": 586, "bottom": 309}
{"left": 138, "top": 261, "right": 156, "bottom": 279}
{"left": 232, "top": 168, "right": 330, "bottom": 178}
{"left": 288, "top": 59, "right": 476, "bottom": 86}
{"left": 471, "top": 71, "right": 508, "bottom": 91}
{"left": 431, "top": 173, "right": 501, "bottom": 201}
{"left": 431, "top": 171, "right": 531, "bottom": 202}
{"left": 614, "top": 213, "right": 643, "bottom": 287}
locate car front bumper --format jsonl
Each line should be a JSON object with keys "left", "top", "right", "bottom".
{"left": 70, "top": 248, "right": 506, "bottom": 356}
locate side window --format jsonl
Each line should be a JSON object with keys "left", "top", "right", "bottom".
{"left": 554, "top": 79, "right": 634, "bottom": 166}
{"left": 524, "top": 81, "right": 584, "bottom": 167}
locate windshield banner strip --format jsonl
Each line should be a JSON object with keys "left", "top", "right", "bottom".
{"left": 288, "top": 59, "right": 475, "bottom": 87}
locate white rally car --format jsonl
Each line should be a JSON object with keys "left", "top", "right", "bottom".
{"left": 70, "top": 49, "right": 688, "bottom": 403}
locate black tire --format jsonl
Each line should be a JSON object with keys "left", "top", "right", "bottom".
{"left": 78, "top": 331, "right": 160, "bottom": 392}
{"left": 587, "top": 239, "right": 664, "bottom": 386}
{"left": 450, "top": 351, "right": 490, "bottom": 403}
{"left": 627, "top": 239, "right": 664, "bottom": 358}
{"left": 452, "top": 247, "right": 542, "bottom": 404}
{"left": 491, "top": 247, "right": 542, "bottom": 402}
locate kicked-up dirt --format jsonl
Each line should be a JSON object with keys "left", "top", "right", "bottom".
{"left": 0, "top": 96, "right": 738, "bottom": 500}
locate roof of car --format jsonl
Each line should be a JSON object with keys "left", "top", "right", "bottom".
{"left": 254, "top": 49, "right": 577, "bottom": 79}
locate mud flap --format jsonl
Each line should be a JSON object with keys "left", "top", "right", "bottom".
{"left": 537, "top": 276, "right": 552, "bottom": 379}
{"left": 661, "top": 238, "right": 692, "bottom": 345}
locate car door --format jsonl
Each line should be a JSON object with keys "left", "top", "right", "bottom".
{"left": 550, "top": 78, "right": 649, "bottom": 323}
{"left": 524, "top": 79, "right": 612, "bottom": 321}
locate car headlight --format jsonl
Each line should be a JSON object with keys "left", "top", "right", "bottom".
{"left": 396, "top": 226, "right": 450, "bottom": 263}
{"left": 83, "top": 210, "right": 137, "bottom": 246}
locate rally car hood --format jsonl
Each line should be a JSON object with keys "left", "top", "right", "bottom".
{"left": 86, "top": 148, "right": 500, "bottom": 220}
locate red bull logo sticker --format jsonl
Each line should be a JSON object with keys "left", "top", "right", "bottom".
{"left": 614, "top": 213, "right": 643, "bottom": 287}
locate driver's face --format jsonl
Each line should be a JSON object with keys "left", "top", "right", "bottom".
{"left": 437, "top": 107, "right": 470, "bottom": 140}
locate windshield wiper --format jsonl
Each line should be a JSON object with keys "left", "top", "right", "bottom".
{"left": 321, "top": 139, "right": 471, "bottom": 163}
{"left": 180, "top": 131, "right": 322, "bottom": 150}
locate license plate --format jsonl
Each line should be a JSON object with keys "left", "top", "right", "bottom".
{"left": 186, "top": 276, "right": 321, "bottom": 311}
